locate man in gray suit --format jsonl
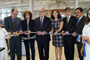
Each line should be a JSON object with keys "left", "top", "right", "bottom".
{"left": 4, "top": 9, "right": 23, "bottom": 60}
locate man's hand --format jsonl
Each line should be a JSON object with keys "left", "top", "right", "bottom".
{"left": 13, "top": 32, "right": 18, "bottom": 35}
{"left": 20, "top": 30, "right": 23, "bottom": 34}
{"left": 41, "top": 31, "right": 46, "bottom": 35}
{"left": 63, "top": 31, "right": 69, "bottom": 35}
{"left": 37, "top": 31, "right": 42, "bottom": 35}
{"left": 8, "top": 32, "right": 11, "bottom": 35}
{"left": 72, "top": 32, "right": 76, "bottom": 37}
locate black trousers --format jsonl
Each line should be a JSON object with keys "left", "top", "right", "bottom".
{"left": 64, "top": 36, "right": 74, "bottom": 60}
{"left": 24, "top": 39, "right": 35, "bottom": 60}
{"left": 10, "top": 37, "right": 22, "bottom": 60}
{"left": 37, "top": 40, "right": 50, "bottom": 60}
{"left": 76, "top": 39, "right": 83, "bottom": 60}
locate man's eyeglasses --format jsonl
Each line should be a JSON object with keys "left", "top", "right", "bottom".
{"left": 75, "top": 12, "right": 81, "bottom": 14}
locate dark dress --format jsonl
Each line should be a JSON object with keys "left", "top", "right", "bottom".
{"left": 51, "top": 18, "right": 64, "bottom": 47}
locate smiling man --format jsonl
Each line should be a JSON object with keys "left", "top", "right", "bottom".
{"left": 72, "top": 7, "right": 86, "bottom": 60}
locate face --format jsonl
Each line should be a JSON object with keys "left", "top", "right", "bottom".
{"left": 75, "top": 9, "right": 83, "bottom": 19}
{"left": 53, "top": 11, "right": 58, "bottom": 18}
{"left": 11, "top": 10, "right": 18, "bottom": 18}
{"left": 39, "top": 8, "right": 45, "bottom": 17}
{"left": 65, "top": 10, "right": 71, "bottom": 17}
{"left": 25, "top": 13, "right": 30, "bottom": 20}
{"left": 88, "top": 10, "right": 90, "bottom": 19}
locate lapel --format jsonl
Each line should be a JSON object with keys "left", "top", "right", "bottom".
{"left": 10, "top": 16, "right": 14, "bottom": 28}
{"left": 66, "top": 15, "right": 72, "bottom": 25}
{"left": 42, "top": 16, "right": 46, "bottom": 28}
{"left": 15, "top": 18, "right": 18, "bottom": 30}
{"left": 38, "top": 17, "right": 41, "bottom": 28}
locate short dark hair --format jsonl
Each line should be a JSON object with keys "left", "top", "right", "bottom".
{"left": 75, "top": 7, "right": 83, "bottom": 12}
{"left": 11, "top": 9, "right": 18, "bottom": 13}
{"left": 51, "top": 9, "right": 61, "bottom": 19}
{"left": 23, "top": 11, "right": 32, "bottom": 20}
{"left": 65, "top": 7, "right": 71, "bottom": 12}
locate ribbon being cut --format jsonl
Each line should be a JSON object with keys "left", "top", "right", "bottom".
{"left": 6, "top": 31, "right": 87, "bottom": 56}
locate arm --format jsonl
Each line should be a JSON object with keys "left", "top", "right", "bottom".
{"left": 4, "top": 18, "right": 13, "bottom": 33}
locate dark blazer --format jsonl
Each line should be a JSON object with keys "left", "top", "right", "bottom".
{"left": 21, "top": 19, "right": 35, "bottom": 37}
{"left": 33, "top": 16, "right": 51, "bottom": 41}
{"left": 63, "top": 15, "right": 77, "bottom": 33}
{"left": 4, "top": 16, "right": 22, "bottom": 33}
{"left": 75, "top": 16, "right": 86, "bottom": 35}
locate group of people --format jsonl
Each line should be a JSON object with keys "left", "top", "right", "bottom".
{"left": 0, "top": 7, "right": 90, "bottom": 60}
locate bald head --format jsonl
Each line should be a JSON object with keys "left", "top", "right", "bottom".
{"left": 39, "top": 8, "right": 45, "bottom": 17}
{"left": 11, "top": 9, "right": 18, "bottom": 18}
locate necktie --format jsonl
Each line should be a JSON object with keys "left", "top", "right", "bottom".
{"left": 13, "top": 20, "right": 16, "bottom": 32}
{"left": 41, "top": 18, "right": 43, "bottom": 27}
{"left": 76, "top": 19, "right": 80, "bottom": 25}
{"left": 67, "top": 17, "right": 69, "bottom": 24}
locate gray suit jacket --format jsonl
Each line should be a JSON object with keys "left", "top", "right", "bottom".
{"left": 4, "top": 16, "right": 22, "bottom": 33}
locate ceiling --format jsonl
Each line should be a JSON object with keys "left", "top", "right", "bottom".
{"left": 0, "top": 0, "right": 90, "bottom": 10}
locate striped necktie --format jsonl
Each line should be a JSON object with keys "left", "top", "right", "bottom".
{"left": 13, "top": 20, "right": 16, "bottom": 32}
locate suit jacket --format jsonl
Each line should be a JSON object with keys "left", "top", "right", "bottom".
{"left": 33, "top": 16, "right": 51, "bottom": 41}
{"left": 75, "top": 16, "right": 86, "bottom": 35}
{"left": 63, "top": 15, "right": 77, "bottom": 33}
{"left": 21, "top": 19, "right": 35, "bottom": 37}
{"left": 4, "top": 16, "right": 22, "bottom": 34}
{"left": 63, "top": 15, "right": 77, "bottom": 42}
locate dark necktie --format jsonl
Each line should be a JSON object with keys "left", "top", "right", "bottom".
{"left": 41, "top": 18, "right": 43, "bottom": 27}
{"left": 13, "top": 20, "right": 16, "bottom": 32}
{"left": 67, "top": 17, "right": 69, "bottom": 24}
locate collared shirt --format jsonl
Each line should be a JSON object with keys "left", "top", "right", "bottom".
{"left": 67, "top": 15, "right": 71, "bottom": 22}
{"left": 40, "top": 16, "right": 44, "bottom": 23}
{"left": 78, "top": 15, "right": 84, "bottom": 22}
{"left": 11, "top": 16, "right": 16, "bottom": 22}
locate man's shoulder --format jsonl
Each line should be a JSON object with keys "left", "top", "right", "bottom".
{"left": 5, "top": 16, "right": 11, "bottom": 19}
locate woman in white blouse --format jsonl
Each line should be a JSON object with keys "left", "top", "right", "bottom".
{"left": 0, "top": 24, "right": 10, "bottom": 60}
{"left": 82, "top": 8, "right": 90, "bottom": 60}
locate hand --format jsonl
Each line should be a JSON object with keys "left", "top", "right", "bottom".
{"left": 20, "top": 30, "right": 23, "bottom": 34}
{"left": 41, "top": 31, "right": 46, "bottom": 35}
{"left": 53, "top": 31, "right": 58, "bottom": 35}
{"left": 37, "top": 31, "right": 41, "bottom": 35}
{"left": 8, "top": 32, "right": 11, "bottom": 35}
{"left": 82, "top": 36, "right": 89, "bottom": 41}
{"left": 28, "top": 30, "right": 31, "bottom": 35}
{"left": 72, "top": 32, "right": 76, "bottom": 37}
{"left": 63, "top": 31, "right": 69, "bottom": 35}
{"left": 62, "top": 31, "right": 65, "bottom": 35}
{"left": 13, "top": 32, "right": 17, "bottom": 35}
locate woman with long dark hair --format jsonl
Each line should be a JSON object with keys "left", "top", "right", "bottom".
{"left": 82, "top": 8, "right": 90, "bottom": 60}
{"left": 51, "top": 9, "right": 64, "bottom": 60}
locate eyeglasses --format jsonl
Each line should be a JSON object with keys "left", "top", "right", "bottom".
{"left": 53, "top": 12, "right": 57, "bottom": 14}
{"left": 39, "top": 11, "right": 45, "bottom": 13}
{"left": 75, "top": 12, "right": 81, "bottom": 14}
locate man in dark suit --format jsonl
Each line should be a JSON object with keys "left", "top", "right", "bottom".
{"left": 33, "top": 8, "right": 51, "bottom": 60}
{"left": 72, "top": 7, "right": 85, "bottom": 60}
{"left": 62, "top": 7, "right": 77, "bottom": 60}
{"left": 4, "top": 9, "right": 23, "bottom": 60}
